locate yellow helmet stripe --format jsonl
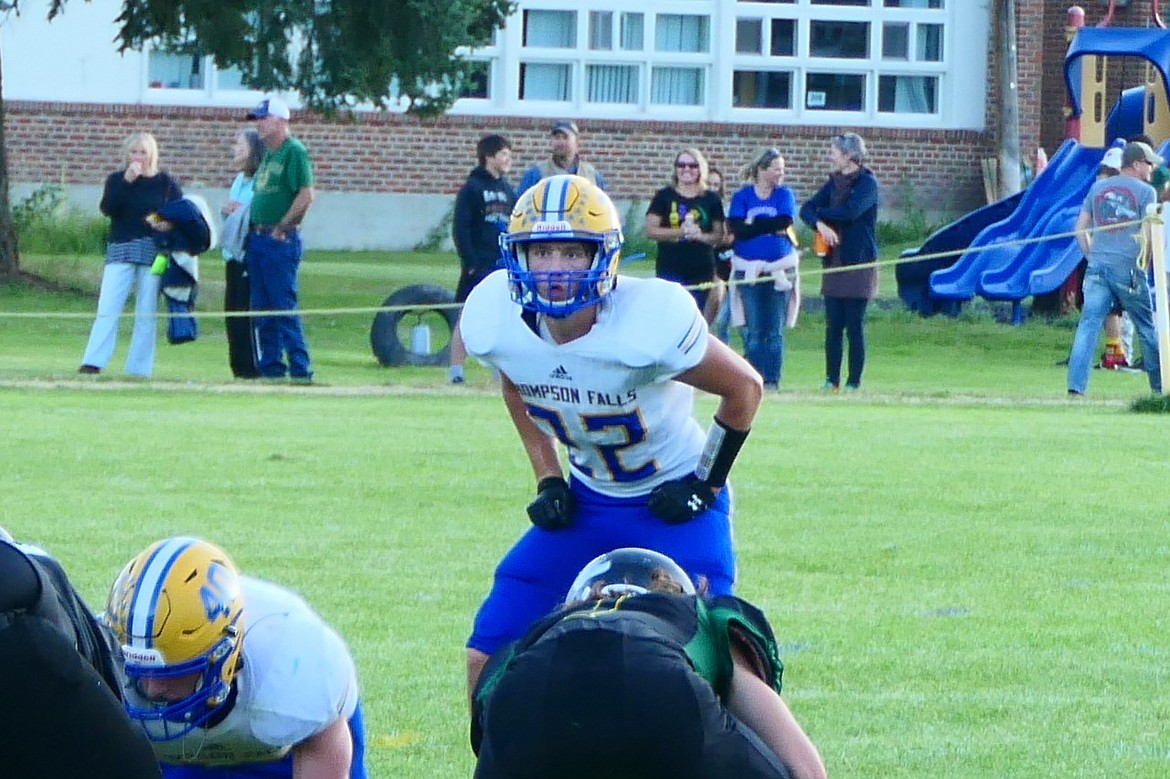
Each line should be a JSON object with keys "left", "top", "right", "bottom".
{"left": 128, "top": 536, "right": 197, "bottom": 649}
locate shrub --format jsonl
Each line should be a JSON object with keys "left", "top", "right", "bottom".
{"left": 13, "top": 185, "right": 108, "bottom": 255}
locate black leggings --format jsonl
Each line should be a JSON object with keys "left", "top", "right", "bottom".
{"left": 475, "top": 628, "right": 790, "bottom": 779}
{"left": 824, "top": 295, "right": 870, "bottom": 387}
{"left": 0, "top": 613, "right": 161, "bottom": 778}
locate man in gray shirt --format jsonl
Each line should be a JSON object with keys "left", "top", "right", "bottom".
{"left": 1068, "top": 141, "right": 1163, "bottom": 396}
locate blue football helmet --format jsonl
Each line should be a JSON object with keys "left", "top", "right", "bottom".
{"left": 500, "top": 174, "right": 623, "bottom": 318}
{"left": 566, "top": 547, "right": 697, "bottom": 602}
{"left": 105, "top": 537, "right": 245, "bottom": 741}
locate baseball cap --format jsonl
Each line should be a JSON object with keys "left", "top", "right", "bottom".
{"left": 550, "top": 120, "right": 579, "bottom": 136}
{"left": 1122, "top": 141, "right": 1163, "bottom": 168}
{"left": 247, "top": 97, "right": 291, "bottom": 121}
{"left": 1100, "top": 146, "right": 1123, "bottom": 172}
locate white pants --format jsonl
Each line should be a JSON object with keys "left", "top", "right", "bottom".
{"left": 80, "top": 262, "right": 160, "bottom": 377}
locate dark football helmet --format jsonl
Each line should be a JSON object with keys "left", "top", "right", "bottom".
{"left": 565, "top": 547, "right": 696, "bottom": 602}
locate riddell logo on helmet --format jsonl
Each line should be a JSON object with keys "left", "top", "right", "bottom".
{"left": 122, "top": 645, "right": 166, "bottom": 666}
{"left": 533, "top": 221, "right": 573, "bottom": 233}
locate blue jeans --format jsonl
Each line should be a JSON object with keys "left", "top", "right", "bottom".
{"left": 736, "top": 272, "right": 787, "bottom": 386}
{"left": 80, "top": 262, "right": 161, "bottom": 376}
{"left": 247, "top": 231, "right": 312, "bottom": 380}
{"left": 824, "top": 296, "right": 869, "bottom": 388}
{"left": 1068, "top": 265, "right": 1162, "bottom": 394}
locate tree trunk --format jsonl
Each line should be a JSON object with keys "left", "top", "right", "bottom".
{"left": 0, "top": 42, "right": 22, "bottom": 278}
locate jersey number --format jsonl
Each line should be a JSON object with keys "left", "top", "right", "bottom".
{"left": 200, "top": 562, "right": 234, "bottom": 621}
{"left": 526, "top": 405, "right": 658, "bottom": 483}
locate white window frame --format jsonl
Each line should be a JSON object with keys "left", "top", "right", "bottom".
{"left": 450, "top": 0, "right": 988, "bottom": 130}
{"left": 141, "top": 45, "right": 266, "bottom": 106}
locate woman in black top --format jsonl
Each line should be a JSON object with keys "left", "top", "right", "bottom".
{"left": 79, "top": 131, "right": 182, "bottom": 378}
{"left": 644, "top": 148, "right": 726, "bottom": 313}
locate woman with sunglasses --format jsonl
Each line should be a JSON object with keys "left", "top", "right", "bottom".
{"left": 644, "top": 148, "right": 726, "bottom": 313}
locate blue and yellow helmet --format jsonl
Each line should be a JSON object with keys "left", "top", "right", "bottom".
{"left": 105, "top": 537, "right": 245, "bottom": 741}
{"left": 501, "top": 174, "right": 623, "bottom": 318}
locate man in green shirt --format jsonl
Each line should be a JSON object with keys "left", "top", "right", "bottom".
{"left": 246, "top": 96, "right": 317, "bottom": 382}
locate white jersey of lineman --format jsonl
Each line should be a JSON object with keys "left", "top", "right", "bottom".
{"left": 462, "top": 270, "right": 709, "bottom": 498}
{"left": 132, "top": 576, "right": 359, "bottom": 767}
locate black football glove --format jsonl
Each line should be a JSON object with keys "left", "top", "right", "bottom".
{"left": 527, "top": 477, "right": 575, "bottom": 530}
{"left": 647, "top": 474, "right": 713, "bottom": 524}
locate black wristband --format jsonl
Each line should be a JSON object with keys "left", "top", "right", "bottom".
{"left": 695, "top": 417, "right": 750, "bottom": 489}
{"left": 537, "top": 476, "right": 568, "bottom": 494}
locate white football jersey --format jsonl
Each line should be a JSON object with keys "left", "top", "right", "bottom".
{"left": 462, "top": 271, "right": 709, "bottom": 497}
{"left": 137, "top": 577, "right": 359, "bottom": 767}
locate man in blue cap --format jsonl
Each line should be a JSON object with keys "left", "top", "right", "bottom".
{"left": 246, "top": 96, "right": 317, "bottom": 384}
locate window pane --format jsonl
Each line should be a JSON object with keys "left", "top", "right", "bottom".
{"left": 587, "top": 64, "right": 639, "bottom": 103}
{"left": 878, "top": 74, "right": 937, "bottom": 113}
{"left": 805, "top": 72, "right": 865, "bottom": 111}
{"left": 736, "top": 19, "right": 762, "bottom": 55}
{"left": 655, "top": 14, "right": 709, "bottom": 54}
{"left": 519, "top": 63, "right": 572, "bottom": 100}
{"left": 589, "top": 11, "right": 613, "bottom": 51}
{"left": 882, "top": 22, "right": 909, "bottom": 60}
{"left": 885, "top": 0, "right": 942, "bottom": 8}
{"left": 770, "top": 19, "right": 795, "bottom": 56}
{"left": 523, "top": 10, "right": 576, "bottom": 48}
{"left": 741, "top": 0, "right": 795, "bottom": 3}
{"left": 215, "top": 64, "right": 247, "bottom": 91}
{"left": 458, "top": 62, "right": 490, "bottom": 99}
{"left": 733, "top": 70, "right": 792, "bottom": 108}
{"left": 811, "top": 0, "right": 870, "bottom": 6}
{"left": 917, "top": 24, "right": 943, "bottom": 61}
{"left": 148, "top": 52, "right": 203, "bottom": 90}
{"left": 651, "top": 66, "right": 704, "bottom": 105}
{"left": 621, "top": 13, "right": 644, "bottom": 51}
{"left": 810, "top": 21, "right": 869, "bottom": 58}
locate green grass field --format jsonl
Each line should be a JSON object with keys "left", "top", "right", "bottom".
{"left": 1, "top": 249, "right": 1168, "bottom": 777}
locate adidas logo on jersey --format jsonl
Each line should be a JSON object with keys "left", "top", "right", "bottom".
{"left": 549, "top": 365, "right": 573, "bottom": 381}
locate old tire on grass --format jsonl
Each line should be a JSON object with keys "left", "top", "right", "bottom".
{"left": 370, "top": 284, "right": 458, "bottom": 367}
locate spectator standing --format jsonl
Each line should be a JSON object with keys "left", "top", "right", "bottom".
{"left": 516, "top": 120, "right": 607, "bottom": 196}
{"left": 246, "top": 96, "right": 316, "bottom": 383}
{"left": 1067, "top": 141, "right": 1163, "bottom": 396}
{"left": 105, "top": 536, "right": 367, "bottom": 778}
{"left": 707, "top": 165, "right": 736, "bottom": 341}
{"left": 449, "top": 134, "right": 517, "bottom": 384}
{"left": 79, "top": 132, "right": 182, "bottom": 377}
{"left": 221, "top": 129, "right": 266, "bottom": 379}
{"left": 458, "top": 175, "right": 763, "bottom": 700}
{"left": 644, "top": 148, "right": 726, "bottom": 313}
{"left": 0, "top": 529, "right": 161, "bottom": 778}
{"left": 727, "top": 148, "right": 800, "bottom": 390}
{"left": 799, "top": 133, "right": 880, "bottom": 393}
{"left": 472, "top": 548, "right": 828, "bottom": 779}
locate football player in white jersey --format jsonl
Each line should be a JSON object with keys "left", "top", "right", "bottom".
{"left": 460, "top": 174, "right": 764, "bottom": 697}
{"left": 104, "top": 537, "right": 366, "bottom": 779}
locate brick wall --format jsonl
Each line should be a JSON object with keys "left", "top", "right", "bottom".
{"left": 5, "top": 100, "right": 996, "bottom": 220}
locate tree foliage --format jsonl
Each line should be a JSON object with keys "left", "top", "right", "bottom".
{"left": 0, "top": 0, "right": 513, "bottom": 275}
{"left": 111, "top": 0, "right": 514, "bottom": 115}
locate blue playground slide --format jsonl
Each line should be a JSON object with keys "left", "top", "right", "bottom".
{"left": 1024, "top": 138, "right": 1170, "bottom": 297}
{"left": 929, "top": 138, "right": 1105, "bottom": 300}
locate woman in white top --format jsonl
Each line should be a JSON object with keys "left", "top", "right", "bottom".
{"left": 222, "top": 129, "right": 266, "bottom": 378}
